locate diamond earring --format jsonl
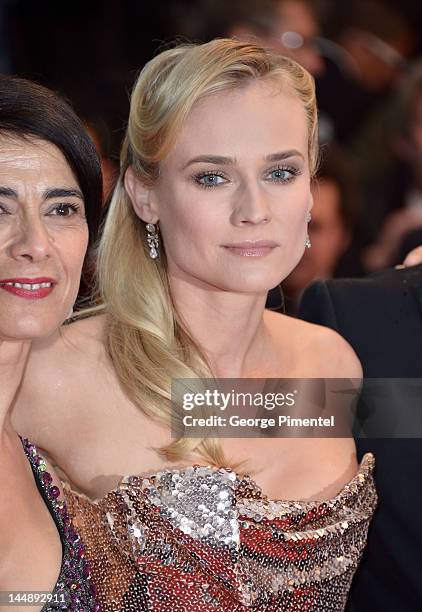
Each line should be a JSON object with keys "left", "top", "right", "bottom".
{"left": 146, "top": 223, "right": 159, "bottom": 259}
{"left": 305, "top": 211, "right": 312, "bottom": 248}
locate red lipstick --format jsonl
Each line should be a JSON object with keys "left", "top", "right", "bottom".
{"left": 0, "top": 277, "right": 56, "bottom": 299}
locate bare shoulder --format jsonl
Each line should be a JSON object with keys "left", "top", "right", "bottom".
{"left": 265, "top": 309, "right": 362, "bottom": 378}
{"left": 23, "top": 313, "right": 107, "bottom": 385}
{"left": 46, "top": 312, "right": 106, "bottom": 351}
{"left": 12, "top": 314, "right": 109, "bottom": 441}
{"left": 30, "top": 313, "right": 106, "bottom": 366}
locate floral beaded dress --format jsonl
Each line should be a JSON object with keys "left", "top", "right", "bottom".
{"left": 64, "top": 453, "right": 376, "bottom": 612}
{"left": 19, "top": 438, "right": 100, "bottom": 611}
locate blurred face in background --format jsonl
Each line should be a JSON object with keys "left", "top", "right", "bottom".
{"left": 228, "top": 0, "right": 324, "bottom": 77}
{"left": 284, "top": 177, "right": 350, "bottom": 293}
{"left": 270, "top": 0, "right": 324, "bottom": 76}
{"left": 339, "top": 30, "right": 409, "bottom": 92}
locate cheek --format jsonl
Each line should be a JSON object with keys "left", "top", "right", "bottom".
{"left": 59, "top": 229, "right": 89, "bottom": 280}
{"left": 277, "top": 189, "right": 310, "bottom": 238}
{"left": 160, "top": 197, "right": 216, "bottom": 259}
{"left": 273, "top": 190, "right": 310, "bottom": 272}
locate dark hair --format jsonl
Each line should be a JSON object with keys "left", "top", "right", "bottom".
{"left": 0, "top": 75, "right": 102, "bottom": 245}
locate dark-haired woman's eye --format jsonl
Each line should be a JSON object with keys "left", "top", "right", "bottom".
{"left": 0, "top": 204, "right": 11, "bottom": 215}
{"left": 48, "top": 203, "right": 80, "bottom": 217}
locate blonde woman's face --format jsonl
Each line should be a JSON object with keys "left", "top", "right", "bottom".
{"left": 153, "top": 80, "right": 313, "bottom": 294}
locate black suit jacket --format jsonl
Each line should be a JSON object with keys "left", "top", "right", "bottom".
{"left": 299, "top": 264, "right": 422, "bottom": 612}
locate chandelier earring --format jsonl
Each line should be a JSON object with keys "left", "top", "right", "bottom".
{"left": 305, "top": 210, "right": 312, "bottom": 248}
{"left": 146, "top": 222, "right": 160, "bottom": 259}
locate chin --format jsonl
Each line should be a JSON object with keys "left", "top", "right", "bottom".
{"left": 219, "top": 273, "right": 286, "bottom": 295}
{"left": 0, "top": 317, "right": 64, "bottom": 341}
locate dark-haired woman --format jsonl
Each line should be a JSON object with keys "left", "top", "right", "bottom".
{"left": 0, "top": 76, "right": 102, "bottom": 611}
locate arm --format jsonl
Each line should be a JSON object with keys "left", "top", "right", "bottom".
{"left": 0, "top": 340, "right": 65, "bottom": 597}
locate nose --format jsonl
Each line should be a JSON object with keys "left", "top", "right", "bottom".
{"left": 230, "top": 182, "right": 272, "bottom": 226}
{"left": 8, "top": 216, "right": 52, "bottom": 263}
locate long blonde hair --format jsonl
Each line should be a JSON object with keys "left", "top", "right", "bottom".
{"left": 94, "top": 38, "right": 318, "bottom": 465}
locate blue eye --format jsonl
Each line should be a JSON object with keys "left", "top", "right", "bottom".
{"left": 195, "top": 172, "right": 227, "bottom": 188}
{"left": 268, "top": 167, "right": 297, "bottom": 182}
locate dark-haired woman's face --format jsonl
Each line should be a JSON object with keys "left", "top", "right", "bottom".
{"left": 0, "top": 136, "right": 89, "bottom": 340}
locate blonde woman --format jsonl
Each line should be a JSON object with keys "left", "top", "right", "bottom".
{"left": 13, "top": 40, "right": 376, "bottom": 610}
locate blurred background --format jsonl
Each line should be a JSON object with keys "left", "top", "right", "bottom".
{"left": 2, "top": 0, "right": 422, "bottom": 314}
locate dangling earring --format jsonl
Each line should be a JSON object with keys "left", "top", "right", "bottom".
{"left": 305, "top": 211, "right": 312, "bottom": 248}
{"left": 146, "top": 222, "right": 159, "bottom": 259}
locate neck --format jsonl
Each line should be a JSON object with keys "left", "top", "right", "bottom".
{"left": 0, "top": 414, "right": 17, "bottom": 447}
{"left": 169, "top": 275, "right": 274, "bottom": 378}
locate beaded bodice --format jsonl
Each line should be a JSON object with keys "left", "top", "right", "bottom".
{"left": 20, "top": 438, "right": 99, "bottom": 611}
{"left": 64, "top": 453, "right": 376, "bottom": 611}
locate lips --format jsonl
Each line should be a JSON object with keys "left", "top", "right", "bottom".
{"left": 222, "top": 241, "right": 279, "bottom": 257}
{"left": 0, "top": 277, "right": 56, "bottom": 300}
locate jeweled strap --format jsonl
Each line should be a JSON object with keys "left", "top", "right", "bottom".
{"left": 19, "top": 436, "right": 100, "bottom": 611}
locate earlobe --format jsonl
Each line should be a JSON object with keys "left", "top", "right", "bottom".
{"left": 308, "top": 192, "right": 314, "bottom": 213}
{"left": 124, "top": 166, "right": 159, "bottom": 223}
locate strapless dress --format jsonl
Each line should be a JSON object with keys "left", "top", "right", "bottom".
{"left": 64, "top": 453, "right": 376, "bottom": 611}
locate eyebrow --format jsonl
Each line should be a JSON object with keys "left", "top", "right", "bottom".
{"left": 0, "top": 187, "right": 18, "bottom": 198}
{"left": 0, "top": 186, "right": 84, "bottom": 200}
{"left": 43, "top": 187, "right": 84, "bottom": 200}
{"left": 183, "top": 150, "right": 305, "bottom": 169}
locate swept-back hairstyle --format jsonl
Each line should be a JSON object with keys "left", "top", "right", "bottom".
{"left": 0, "top": 75, "right": 102, "bottom": 244}
{"left": 97, "top": 38, "right": 318, "bottom": 465}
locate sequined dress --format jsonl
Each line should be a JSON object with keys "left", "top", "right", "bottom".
{"left": 64, "top": 454, "right": 376, "bottom": 611}
{"left": 19, "top": 438, "right": 100, "bottom": 611}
